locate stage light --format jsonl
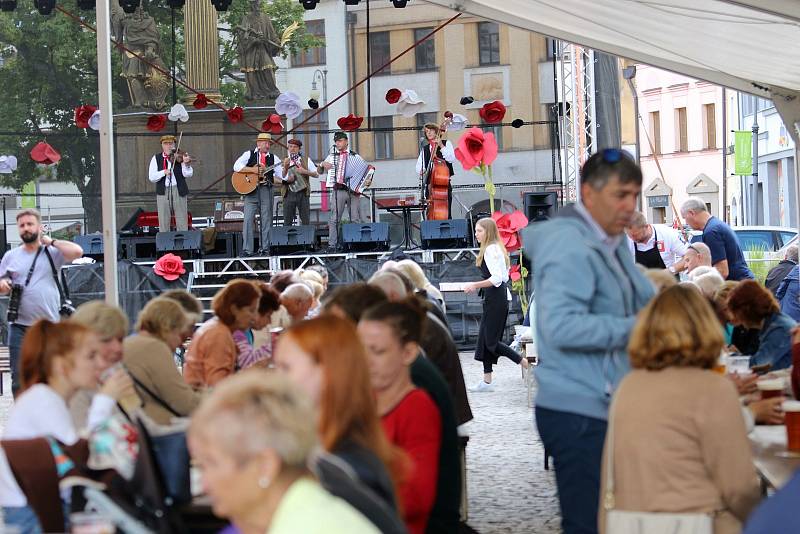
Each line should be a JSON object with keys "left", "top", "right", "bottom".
{"left": 299, "top": 0, "right": 317, "bottom": 8}
{"left": 210, "top": 0, "right": 232, "bottom": 11}
{"left": 167, "top": 0, "right": 184, "bottom": 7}
{"left": 34, "top": 0, "right": 56, "bottom": 14}
{"left": 77, "top": 0, "right": 94, "bottom": 8}
{"left": 390, "top": 0, "right": 407, "bottom": 6}
{"left": 0, "top": 0, "right": 17, "bottom": 11}
{"left": 118, "top": 0, "right": 138, "bottom": 13}
{"left": 343, "top": 0, "right": 360, "bottom": 5}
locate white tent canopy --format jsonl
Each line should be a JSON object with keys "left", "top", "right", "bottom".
{"left": 424, "top": 0, "right": 800, "bottom": 139}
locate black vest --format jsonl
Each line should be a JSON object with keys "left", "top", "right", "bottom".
{"left": 245, "top": 150, "right": 276, "bottom": 181}
{"left": 154, "top": 153, "right": 189, "bottom": 197}
{"left": 422, "top": 142, "right": 455, "bottom": 186}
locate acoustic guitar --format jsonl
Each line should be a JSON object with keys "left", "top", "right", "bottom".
{"left": 231, "top": 163, "right": 282, "bottom": 195}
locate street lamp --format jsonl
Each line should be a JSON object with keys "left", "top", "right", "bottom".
{"left": 310, "top": 68, "right": 328, "bottom": 106}
{"left": 622, "top": 65, "right": 642, "bottom": 211}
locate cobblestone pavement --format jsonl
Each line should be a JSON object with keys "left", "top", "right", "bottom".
{"left": 0, "top": 355, "right": 562, "bottom": 533}
{"left": 460, "top": 353, "right": 562, "bottom": 534}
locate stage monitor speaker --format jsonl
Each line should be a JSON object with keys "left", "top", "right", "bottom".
{"left": 156, "top": 230, "right": 203, "bottom": 259}
{"left": 420, "top": 219, "right": 469, "bottom": 249}
{"left": 269, "top": 225, "right": 316, "bottom": 254}
{"left": 341, "top": 223, "right": 390, "bottom": 252}
{"left": 74, "top": 234, "right": 107, "bottom": 260}
{"left": 524, "top": 192, "right": 558, "bottom": 222}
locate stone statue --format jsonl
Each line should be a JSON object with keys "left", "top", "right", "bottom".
{"left": 234, "top": 0, "right": 281, "bottom": 101}
{"left": 111, "top": 4, "right": 169, "bottom": 110}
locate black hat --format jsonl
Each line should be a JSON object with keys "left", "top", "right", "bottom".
{"left": 333, "top": 131, "right": 348, "bottom": 141}
{"left": 511, "top": 118, "right": 524, "bottom": 128}
{"left": 288, "top": 138, "right": 303, "bottom": 147}
{"left": 308, "top": 99, "right": 319, "bottom": 110}
{"left": 460, "top": 96, "right": 474, "bottom": 105}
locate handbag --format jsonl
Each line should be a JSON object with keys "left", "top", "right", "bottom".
{"left": 604, "top": 397, "right": 714, "bottom": 534}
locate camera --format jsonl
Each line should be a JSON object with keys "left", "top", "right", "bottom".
{"left": 7, "top": 283, "right": 23, "bottom": 323}
{"left": 59, "top": 299, "right": 76, "bottom": 318}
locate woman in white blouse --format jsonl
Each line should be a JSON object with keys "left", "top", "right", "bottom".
{"left": 464, "top": 218, "right": 528, "bottom": 391}
{"left": 0, "top": 319, "right": 133, "bottom": 533}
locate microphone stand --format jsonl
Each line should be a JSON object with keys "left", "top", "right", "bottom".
{"left": 451, "top": 191, "right": 476, "bottom": 248}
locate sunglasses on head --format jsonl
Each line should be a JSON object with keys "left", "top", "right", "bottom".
{"left": 601, "top": 148, "right": 623, "bottom": 163}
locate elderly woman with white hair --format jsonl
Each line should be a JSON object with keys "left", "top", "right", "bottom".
{"left": 188, "top": 372, "right": 379, "bottom": 534}
{"left": 394, "top": 259, "right": 446, "bottom": 312}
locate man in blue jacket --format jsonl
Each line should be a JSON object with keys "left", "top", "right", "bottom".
{"left": 776, "top": 264, "right": 800, "bottom": 322}
{"left": 523, "top": 149, "right": 654, "bottom": 534}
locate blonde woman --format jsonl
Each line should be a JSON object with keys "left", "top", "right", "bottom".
{"left": 464, "top": 218, "right": 527, "bottom": 391}
{"left": 600, "top": 284, "right": 760, "bottom": 534}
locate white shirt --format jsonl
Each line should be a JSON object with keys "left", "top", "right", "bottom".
{"left": 626, "top": 224, "right": 688, "bottom": 270}
{"left": 483, "top": 243, "right": 512, "bottom": 300}
{"left": 233, "top": 149, "right": 285, "bottom": 181}
{"left": 148, "top": 154, "right": 193, "bottom": 189}
{"left": 0, "top": 384, "right": 116, "bottom": 506}
{"left": 415, "top": 140, "right": 456, "bottom": 175}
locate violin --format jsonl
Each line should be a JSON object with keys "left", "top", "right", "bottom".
{"left": 170, "top": 148, "right": 193, "bottom": 165}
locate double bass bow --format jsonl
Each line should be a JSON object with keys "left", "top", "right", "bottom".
{"left": 424, "top": 112, "right": 453, "bottom": 221}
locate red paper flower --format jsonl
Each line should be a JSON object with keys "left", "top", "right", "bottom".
{"left": 454, "top": 127, "right": 498, "bottom": 171}
{"left": 29, "top": 141, "right": 61, "bottom": 165}
{"left": 74, "top": 105, "right": 97, "bottom": 128}
{"left": 479, "top": 100, "right": 506, "bottom": 124}
{"left": 337, "top": 113, "right": 364, "bottom": 132}
{"left": 226, "top": 106, "right": 244, "bottom": 124}
{"left": 385, "top": 88, "right": 401, "bottom": 104}
{"left": 492, "top": 209, "right": 529, "bottom": 252}
{"left": 509, "top": 263, "right": 522, "bottom": 282}
{"left": 262, "top": 113, "right": 283, "bottom": 135}
{"left": 146, "top": 114, "right": 167, "bottom": 132}
{"left": 192, "top": 93, "right": 209, "bottom": 109}
{"left": 153, "top": 253, "right": 186, "bottom": 281}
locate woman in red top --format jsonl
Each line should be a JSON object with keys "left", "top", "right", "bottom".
{"left": 358, "top": 299, "right": 442, "bottom": 534}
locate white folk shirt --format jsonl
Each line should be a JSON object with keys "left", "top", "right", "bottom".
{"left": 414, "top": 140, "right": 456, "bottom": 175}
{"left": 626, "top": 223, "right": 688, "bottom": 270}
{"left": 148, "top": 153, "right": 193, "bottom": 188}
{"left": 0, "top": 384, "right": 115, "bottom": 506}
{"left": 484, "top": 243, "right": 512, "bottom": 301}
{"left": 232, "top": 149, "right": 285, "bottom": 181}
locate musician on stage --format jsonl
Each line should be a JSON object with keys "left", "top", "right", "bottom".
{"left": 416, "top": 122, "right": 456, "bottom": 219}
{"left": 233, "top": 132, "right": 284, "bottom": 256}
{"left": 319, "top": 131, "right": 374, "bottom": 249}
{"left": 148, "top": 134, "right": 193, "bottom": 232}
{"left": 281, "top": 138, "right": 318, "bottom": 226}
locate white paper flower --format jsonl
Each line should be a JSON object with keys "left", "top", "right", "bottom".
{"left": 0, "top": 155, "right": 18, "bottom": 174}
{"left": 168, "top": 103, "right": 189, "bottom": 123}
{"left": 275, "top": 92, "right": 303, "bottom": 120}
{"left": 396, "top": 89, "right": 425, "bottom": 118}
{"left": 88, "top": 110, "right": 101, "bottom": 131}
{"left": 448, "top": 113, "right": 468, "bottom": 131}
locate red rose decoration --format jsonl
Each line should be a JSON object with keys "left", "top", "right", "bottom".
{"left": 454, "top": 127, "right": 498, "bottom": 171}
{"left": 193, "top": 93, "right": 209, "bottom": 109}
{"left": 509, "top": 264, "right": 522, "bottom": 282}
{"left": 385, "top": 88, "right": 401, "bottom": 104}
{"left": 30, "top": 141, "right": 61, "bottom": 165}
{"left": 146, "top": 114, "right": 167, "bottom": 132}
{"left": 153, "top": 253, "right": 186, "bottom": 281}
{"left": 337, "top": 113, "right": 363, "bottom": 132}
{"left": 492, "top": 209, "right": 529, "bottom": 252}
{"left": 226, "top": 106, "right": 244, "bottom": 124}
{"left": 74, "top": 105, "right": 97, "bottom": 128}
{"left": 479, "top": 100, "right": 506, "bottom": 124}
{"left": 262, "top": 113, "right": 283, "bottom": 135}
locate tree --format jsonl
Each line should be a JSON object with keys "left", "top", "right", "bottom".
{"left": 0, "top": 0, "right": 318, "bottom": 232}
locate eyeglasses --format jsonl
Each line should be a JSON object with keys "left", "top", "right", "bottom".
{"left": 687, "top": 244, "right": 700, "bottom": 254}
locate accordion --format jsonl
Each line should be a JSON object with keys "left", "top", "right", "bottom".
{"left": 326, "top": 151, "right": 375, "bottom": 194}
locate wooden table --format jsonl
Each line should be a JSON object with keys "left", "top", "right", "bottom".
{"left": 749, "top": 425, "right": 800, "bottom": 489}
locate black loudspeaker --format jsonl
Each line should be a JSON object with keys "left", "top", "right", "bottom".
{"left": 203, "top": 231, "right": 238, "bottom": 259}
{"left": 420, "top": 219, "right": 469, "bottom": 249}
{"left": 524, "top": 192, "right": 558, "bottom": 222}
{"left": 156, "top": 230, "right": 203, "bottom": 259}
{"left": 341, "top": 223, "right": 390, "bottom": 252}
{"left": 120, "top": 235, "right": 157, "bottom": 261}
{"left": 74, "top": 234, "right": 106, "bottom": 260}
{"left": 269, "top": 225, "right": 316, "bottom": 254}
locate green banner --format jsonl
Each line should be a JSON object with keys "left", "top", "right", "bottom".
{"left": 20, "top": 181, "right": 36, "bottom": 209}
{"left": 734, "top": 130, "right": 753, "bottom": 175}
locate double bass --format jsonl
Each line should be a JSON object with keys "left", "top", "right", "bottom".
{"left": 425, "top": 113, "right": 453, "bottom": 221}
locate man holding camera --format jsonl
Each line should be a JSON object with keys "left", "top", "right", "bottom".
{"left": 0, "top": 209, "right": 83, "bottom": 395}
